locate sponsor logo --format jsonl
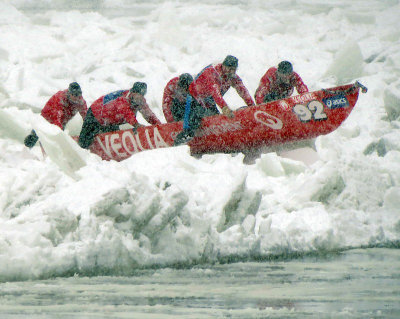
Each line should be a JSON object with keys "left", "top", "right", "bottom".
{"left": 95, "top": 110, "right": 284, "bottom": 159}
{"left": 291, "top": 93, "right": 317, "bottom": 104}
{"left": 254, "top": 111, "right": 283, "bottom": 130}
{"left": 96, "top": 127, "right": 169, "bottom": 158}
{"left": 323, "top": 94, "right": 349, "bottom": 109}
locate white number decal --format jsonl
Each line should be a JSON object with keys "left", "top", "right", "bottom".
{"left": 293, "top": 100, "right": 327, "bottom": 122}
{"left": 308, "top": 100, "right": 328, "bottom": 120}
{"left": 293, "top": 104, "right": 312, "bottom": 122}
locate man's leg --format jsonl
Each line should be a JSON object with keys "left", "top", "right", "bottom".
{"left": 171, "top": 99, "right": 185, "bottom": 122}
{"left": 78, "top": 109, "right": 102, "bottom": 149}
{"left": 174, "top": 99, "right": 205, "bottom": 146}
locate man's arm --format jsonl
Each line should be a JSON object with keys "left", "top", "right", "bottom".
{"left": 255, "top": 68, "right": 275, "bottom": 105}
{"left": 162, "top": 81, "right": 175, "bottom": 123}
{"left": 293, "top": 72, "right": 308, "bottom": 94}
{"left": 78, "top": 99, "right": 88, "bottom": 119}
{"left": 209, "top": 84, "right": 234, "bottom": 118}
{"left": 138, "top": 97, "right": 162, "bottom": 125}
{"left": 233, "top": 76, "right": 255, "bottom": 106}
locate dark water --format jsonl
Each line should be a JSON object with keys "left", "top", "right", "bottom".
{"left": 0, "top": 248, "right": 399, "bottom": 318}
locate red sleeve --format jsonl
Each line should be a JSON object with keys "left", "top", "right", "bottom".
{"left": 137, "top": 96, "right": 162, "bottom": 125}
{"left": 122, "top": 105, "right": 139, "bottom": 127}
{"left": 293, "top": 72, "right": 308, "bottom": 94}
{"left": 40, "top": 91, "right": 64, "bottom": 129}
{"left": 189, "top": 66, "right": 228, "bottom": 109}
{"left": 117, "top": 93, "right": 139, "bottom": 127}
{"left": 232, "top": 76, "right": 255, "bottom": 106}
{"left": 210, "top": 82, "right": 228, "bottom": 109}
{"left": 205, "top": 68, "right": 228, "bottom": 109}
{"left": 77, "top": 98, "right": 88, "bottom": 119}
{"left": 162, "top": 78, "right": 177, "bottom": 123}
{"left": 255, "top": 68, "right": 276, "bottom": 105}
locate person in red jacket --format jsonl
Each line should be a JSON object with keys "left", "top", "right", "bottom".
{"left": 162, "top": 73, "right": 193, "bottom": 123}
{"left": 254, "top": 61, "right": 308, "bottom": 104}
{"left": 78, "top": 82, "right": 161, "bottom": 149}
{"left": 174, "top": 55, "right": 255, "bottom": 145}
{"left": 24, "top": 82, "right": 87, "bottom": 148}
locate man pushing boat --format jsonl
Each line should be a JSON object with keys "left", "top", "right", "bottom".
{"left": 174, "top": 55, "right": 255, "bottom": 145}
{"left": 78, "top": 82, "right": 161, "bottom": 149}
{"left": 23, "top": 82, "right": 87, "bottom": 148}
{"left": 162, "top": 73, "right": 194, "bottom": 123}
{"left": 255, "top": 60, "right": 309, "bottom": 104}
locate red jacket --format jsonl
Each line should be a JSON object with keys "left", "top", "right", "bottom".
{"left": 189, "top": 64, "right": 255, "bottom": 109}
{"left": 255, "top": 67, "right": 308, "bottom": 104}
{"left": 90, "top": 90, "right": 161, "bottom": 126}
{"left": 162, "top": 77, "right": 188, "bottom": 123}
{"left": 41, "top": 90, "right": 87, "bottom": 130}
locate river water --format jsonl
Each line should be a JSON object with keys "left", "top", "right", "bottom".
{"left": 0, "top": 248, "right": 399, "bottom": 318}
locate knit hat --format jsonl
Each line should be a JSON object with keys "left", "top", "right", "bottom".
{"left": 130, "top": 82, "right": 147, "bottom": 96}
{"left": 222, "top": 55, "right": 238, "bottom": 68}
{"left": 277, "top": 61, "right": 293, "bottom": 74}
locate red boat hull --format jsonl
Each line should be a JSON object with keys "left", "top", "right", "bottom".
{"left": 84, "top": 83, "right": 363, "bottom": 161}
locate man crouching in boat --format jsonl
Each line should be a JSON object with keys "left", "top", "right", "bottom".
{"left": 174, "top": 55, "right": 255, "bottom": 145}
{"left": 254, "top": 61, "right": 308, "bottom": 104}
{"left": 78, "top": 82, "right": 161, "bottom": 149}
{"left": 24, "top": 82, "right": 87, "bottom": 148}
{"left": 162, "top": 73, "right": 194, "bottom": 123}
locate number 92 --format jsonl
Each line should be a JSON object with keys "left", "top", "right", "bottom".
{"left": 293, "top": 100, "right": 327, "bottom": 122}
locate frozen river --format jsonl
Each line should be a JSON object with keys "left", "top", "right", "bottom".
{"left": 1, "top": 248, "right": 399, "bottom": 318}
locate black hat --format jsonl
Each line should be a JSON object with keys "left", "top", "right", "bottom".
{"left": 178, "top": 73, "right": 193, "bottom": 90}
{"left": 222, "top": 55, "right": 238, "bottom": 68}
{"left": 130, "top": 82, "right": 147, "bottom": 95}
{"left": 68, "top": 82, "right": 82, "bottom": 96}
{"left": 277, "top": 61, "right": 293, "bottom": 74}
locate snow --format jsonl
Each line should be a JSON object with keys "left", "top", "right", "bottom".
{"left": 0, "top": 0, "right": 400, "bottom": 281}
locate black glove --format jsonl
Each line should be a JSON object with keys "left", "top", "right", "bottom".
{"left": 24, "top": 130, "right": 38, "bottom": 148}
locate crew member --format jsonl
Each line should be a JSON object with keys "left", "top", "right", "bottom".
{"left": 78, "top": 82, "right": 161, "bottom": 149}
{"left": 24, "top": 82, "right": 87, "bottom": 148}
{"left": 255, "top": 60, "right": 308, "bottom": 104}
{"left": 175, "top": 55, "right": 255, "bottom": 145}
{"left": 162, "top": 73, "right": 193, "bottom": 123}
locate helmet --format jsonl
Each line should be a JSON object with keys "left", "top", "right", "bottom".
{"left": 178, "top": 73, "right": 193, "bottom": 90}
{"left": 222, "top": 55, "right": 238, "bottom": 68}
{"left": 277, "top": 61, "right": 293, "bottom": 75}
{"left": 130, "top": 82, "right": 147, "bottom": 96}
{"left": 68, "top": 82, "right": 82, "bottom": 96}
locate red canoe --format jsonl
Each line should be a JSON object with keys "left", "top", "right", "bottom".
{"left": 83, "top": 82, "right": 367, "bottom": 161}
